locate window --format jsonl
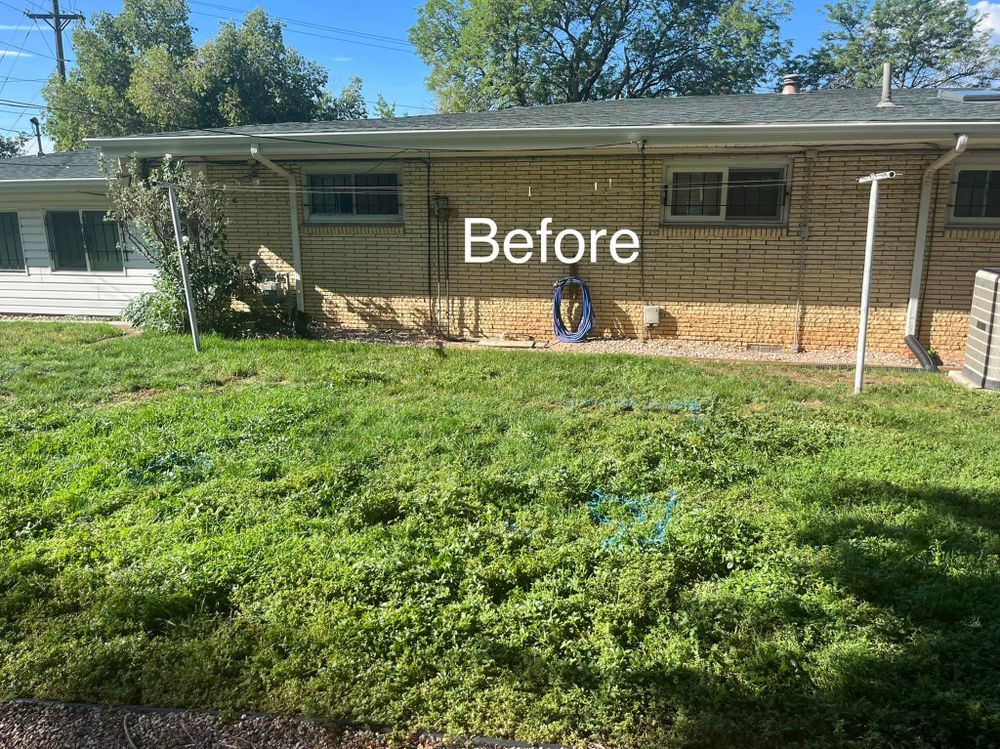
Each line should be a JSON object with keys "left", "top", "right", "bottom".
{"left": 46, "top": 210, "right": 123, "bottom": 272}
{"left": 952, "top": 169, "right": 1000, "bottom": 223}
{"left": 0, "top": 212, "right": 24, "bottom": 271}
{"left": 307, "top": 171, "right": 402, "bottom": 221}
{"left": 663, "top": 164, "right": 788, "bottom": 224}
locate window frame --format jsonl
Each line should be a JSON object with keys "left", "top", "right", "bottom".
{"left": 303, "top": 165, "right": 404, "bottom": 224}
{"left": 0, "top": 211, "right": 25, "bottom": 273}
{"left": 948, "top": 162, "right": 1000, "bottom": 227}
{"left": 44, "top": 208, "right": 125, "bottom": 273}
{"left": 662, "top": 159, "right": 791, "bottom": 226}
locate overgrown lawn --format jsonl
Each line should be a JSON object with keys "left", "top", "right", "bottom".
{"left": 1, "top": 323, "right": 998, "bottom": 747}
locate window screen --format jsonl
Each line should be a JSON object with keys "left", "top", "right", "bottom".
{"left": 669, "top": 171, "right": 723, "bottom": 217}
{"left": 954, "top": 170, "right": 1000, "bottom": 220}
{"left": 726, "top": 168, "right": 785, "bottom": 220}
{"left": 309, "top": 174, "right": 354, "bottom": 215}
{"left": 46, "top": 211, "right": 87, "bottom": 270}
{"left": 82, "top": 211, "right": 123, "bottom": 271}
{"left": 46, "top": 210, "right": 123, "bottom": 271}
{"left": 308, "top": 172, "right": 401, "bottom": 218}
{"left": 0, "top": 212, "right": 23, "bottom": 270}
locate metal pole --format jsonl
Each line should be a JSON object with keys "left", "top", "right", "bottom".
{"left": 855, "top": 179, "right": 879, "bottom": 394}
{"left": 854, "top": 170, "right": 897, "bottom": 393}
{"left": 166, "top": 184, "right": 201, "bottom": 352}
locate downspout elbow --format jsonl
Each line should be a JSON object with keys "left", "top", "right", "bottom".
{"left": 249, "top": 144, "right": 304, "bottom": 313}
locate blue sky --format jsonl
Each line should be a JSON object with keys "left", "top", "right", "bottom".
{"left": 0, "top": 0, "right": 995, "bottom": 153}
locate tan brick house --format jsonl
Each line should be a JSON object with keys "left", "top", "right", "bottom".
{"left": 90, "top": 86, "right": 1000, "bottom": 361}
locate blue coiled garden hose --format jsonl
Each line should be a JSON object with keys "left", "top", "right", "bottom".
{"left": 553, "top": 276, "right": 595, "bottom": 343}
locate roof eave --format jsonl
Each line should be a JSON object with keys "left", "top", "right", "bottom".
{"left": 85, "top": 121, "right": 1000, "bottom": 159}
{"left": 0, "top": 177, "right": 107, "bottom": 190}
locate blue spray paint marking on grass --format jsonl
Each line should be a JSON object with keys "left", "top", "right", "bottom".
{"left": 587, "top": 489, "right": 679, "bottom": 549}
{"left": 560, "top": 398, "right": 705, "bottom": 416}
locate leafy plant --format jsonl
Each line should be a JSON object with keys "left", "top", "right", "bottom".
{"left": 108, "top": 156, "right": 253, "bottom": 335}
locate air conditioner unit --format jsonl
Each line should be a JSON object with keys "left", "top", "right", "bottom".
{"left": 962, "top": 268, "right": 1000, "bottom": 390}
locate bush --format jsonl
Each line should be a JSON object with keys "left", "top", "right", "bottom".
{"left": 107, "top": 156, "right": 270, "bottom": 336}
{"left": 122, "top": 278, "right": 185, "bottom": 333}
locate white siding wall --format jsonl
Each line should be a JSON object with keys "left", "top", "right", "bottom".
{"left": 0, "top": 189, "right": 156, "bottom": 316}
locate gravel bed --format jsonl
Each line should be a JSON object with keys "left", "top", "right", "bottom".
{"left": 309, "top": 325, "right": 947, "bottom": 368}
{"left": 0, "top": 700, "right": 570, "bottom": 749}
{"left": 0, "top": 314, "right": 120, "bottom": 323}
{"left": 543, "top": 337, "right": 938, "bottom": 367}
{"left": 0, "top": 701, "right": 419, "bottom": 749}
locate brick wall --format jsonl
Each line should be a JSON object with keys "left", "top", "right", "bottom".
{"left": 210, "top": 149, "right": 1000, "bottom": 358}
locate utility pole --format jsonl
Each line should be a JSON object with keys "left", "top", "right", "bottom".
{"left": 25, "top": 0, "right": 84, "bottom": 83}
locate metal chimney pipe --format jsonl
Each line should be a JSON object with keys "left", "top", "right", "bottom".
{"left": 877, "top": 62, "right": 895, "bottom": 107}
{"left": 781, "top": 73, "right": 801, "bottom": 94}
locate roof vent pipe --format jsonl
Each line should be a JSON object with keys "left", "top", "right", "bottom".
{"left": 876, "top": 62, "right": 896, "bottom": 107}
{"left": 781, "top": 73, "right": 801, "bottom": 94}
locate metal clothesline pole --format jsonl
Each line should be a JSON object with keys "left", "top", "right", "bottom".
{"left": 854, "top": 170, "right": 897, "bottom": 394}
{"left": 162, "top": 182, "right": 201, "bottom": 352}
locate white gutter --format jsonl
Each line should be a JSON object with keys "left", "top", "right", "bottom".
{"left": 905, "top": 134, "right": 968, "bottom": 337}
{"left": 87, "top": 121, "right": 1000, "bottom": 158}
{"left": 249, "top": 143, "right": 304, "bottom": 313}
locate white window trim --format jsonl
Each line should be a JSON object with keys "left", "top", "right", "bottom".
{"left": 662, "top": 159, "right": 791, "bottom": 226}
{"left": 948, "top": 162, "right": 1000, "bottom": 227}
{"left": 44, "top": 208, "right": 126, "bottom": 274}
{"left": 302, "top": 164, "right": 404, "bottom": 224}
{"left": 0, "top": 210, "right": 26, "bottom": 273}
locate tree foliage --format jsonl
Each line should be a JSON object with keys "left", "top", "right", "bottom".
{"left": 109, "top": 156, "right": 245, "bottom": 334}
{"left": 0, "top": 133, "right": 28, "bottom": 159}
{"left": 789, "top": 0, "right": 1000, "bottom": 90}
{"left": 44, "top": 0, "right": 369, "bottom": 150}
{"left": 409, "top": 0, "right": 791, "bottom": 111}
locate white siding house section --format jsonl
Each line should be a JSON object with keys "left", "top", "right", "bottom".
{"left": 0, "top": 187, "right": 156, "bottom": 316}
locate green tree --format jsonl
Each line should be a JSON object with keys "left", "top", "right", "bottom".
{"left": 0, "top": 133, "right": 28, "bottom": 159}
{"left": 44, "top": 0, "right": 368, "bottom": 150}
{"left": 373, "top": 93, "right": 397, "bottom": 119}
{"left": 789, "top": 0, "right": 1000, "bottom": 90}
{"left": 409, "top": 0, "right": 791, "bottom": 112}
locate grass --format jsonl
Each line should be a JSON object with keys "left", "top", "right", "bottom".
{"left": 1, "top": 322, "right": 999, "bottom": 748}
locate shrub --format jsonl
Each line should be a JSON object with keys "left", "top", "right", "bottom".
{"left": 107, "top": 156, "right": 257, "bottom": 335}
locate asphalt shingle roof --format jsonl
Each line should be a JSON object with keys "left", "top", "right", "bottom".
{"left": 0, "top": 149, "right": 102, "bottom": 181}
{"left": 110, "top": 88, "right": 1000, "bottom": 140}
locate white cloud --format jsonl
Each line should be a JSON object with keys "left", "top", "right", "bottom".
{"left": 0, "top": 25, "right": 40, "bottom": 31}
{"left": 973, "top": 0, "right": 1000, "bottom": 43}
{"left": 332, "top": 56, "right": 353, "bottom": 62}
{"left": 0, "top": 50, "right": 34, "bottom": 58}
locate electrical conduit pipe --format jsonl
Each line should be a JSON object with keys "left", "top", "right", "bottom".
{"left": 249, "top": 144, "right": 305, "bottom": 313}
{"left": 905, "top": 134, "right": 969, "bottom": 370}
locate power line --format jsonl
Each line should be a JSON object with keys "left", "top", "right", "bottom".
{"left": 189, "top": 9, "right": 413, "bottom": 54}
{"left": 188, "top": 0, "right": 413, "bottom": 48}
{"left": 0, "top": 25, "right": 33, "bottom": 100}
{"left": 0, "top": 35, "right": 58, "bottom": 60}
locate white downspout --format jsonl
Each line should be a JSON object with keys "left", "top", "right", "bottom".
{"left": 249, "top": 143, "right": 304, "bottom": 313}
{"left": 905, "top": 134, "right": 968, "bottom": 337}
